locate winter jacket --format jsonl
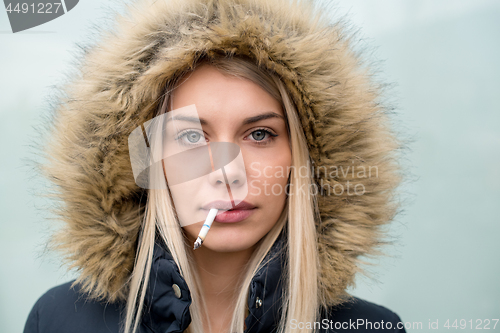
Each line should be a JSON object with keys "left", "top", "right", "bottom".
{"left": 24, "top": 233, "right": 406, "bottom": 333}
{"left": 24, "top": 0, "right": 403, "bottom": 331}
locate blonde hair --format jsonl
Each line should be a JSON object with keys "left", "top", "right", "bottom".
{"left": 125, "top": 56, "right": 321, "bottom": 333}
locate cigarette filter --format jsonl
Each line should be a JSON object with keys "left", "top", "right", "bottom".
{"left": 193, "top": 208, "right": 218, "bottom": 250}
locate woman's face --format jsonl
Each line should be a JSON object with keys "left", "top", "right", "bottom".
{"left": 167, "top": 64, "right": 291, "bottom": 253}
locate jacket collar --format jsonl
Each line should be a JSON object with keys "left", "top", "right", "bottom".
{"left": 143, "top": 233, "right": 286, "bottom": 333}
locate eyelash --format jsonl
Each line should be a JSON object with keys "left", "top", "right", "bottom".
{"left": 175, "top": 128, "right": 278, "bottom": 146}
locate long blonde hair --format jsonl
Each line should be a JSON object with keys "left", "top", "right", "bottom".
{"left": 125, "top": 56, "right": 321, "bottom": 333}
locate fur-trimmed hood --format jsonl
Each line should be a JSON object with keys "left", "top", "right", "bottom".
{"left": 39, "top": 0, "right": 400, "bottom": 304}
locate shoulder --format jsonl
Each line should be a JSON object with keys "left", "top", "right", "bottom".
{"left": 321, "top": 296, "right": 406, "bottom": 332}
{"left": 23, "top": 280, "right": 124, "bottom": 333}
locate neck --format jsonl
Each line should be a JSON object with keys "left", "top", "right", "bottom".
{"left": 192, "top": 245, "right": 255, "bottom": 295}
{"left": 187, "top": 238, "right": 256, "bottom": 333}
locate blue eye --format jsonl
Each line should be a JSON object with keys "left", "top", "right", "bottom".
{"left": 176, "top": 130, "right": 205, "bottom": 146}
{"left": 251, "top": 130, "right": 266, "bottom": 141}
{"left": 248, "top": 128, "right": 278, "bottom": 145}
{"left": 175, "top": 128, "right": 278, "bottom": 146}
{"left": 186, "top": 132, "right": 202, "bottom": 143}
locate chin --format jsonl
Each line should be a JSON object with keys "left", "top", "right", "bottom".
{"left": 183, "top": 220, "right": 267, "bottom": 253}
{"left": 200, "top": 230, "right": 261, "bottom": 253}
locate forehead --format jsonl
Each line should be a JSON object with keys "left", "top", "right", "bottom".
{"left": 170, "top": 64, "right": 284, "bottom": 119}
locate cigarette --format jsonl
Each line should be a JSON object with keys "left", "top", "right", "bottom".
{"left": 193, "top": 208, "right": 218, "bottom": 250}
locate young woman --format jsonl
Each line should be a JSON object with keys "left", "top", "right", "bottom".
{"left": 24, "top": 0, "right": 405, "bottom": 332}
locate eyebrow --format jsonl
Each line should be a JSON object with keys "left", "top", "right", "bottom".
{"left": 241, "top": 112, "right": 285, "bottom": 125}
{"left": 167, "top": 112, "right": 285, "bottom": 126}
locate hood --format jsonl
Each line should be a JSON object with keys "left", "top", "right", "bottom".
{"left": 39, "top": 0, "right": 400, "bottom": 304}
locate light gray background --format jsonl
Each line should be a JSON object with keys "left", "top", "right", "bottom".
{"left": 1, "top": 1, "right": 499, "bottom": 332}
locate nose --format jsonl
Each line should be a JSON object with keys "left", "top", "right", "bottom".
{"left": 207, "top": 144, "right": 247, "bottom": 190}
{"left": 210, "top": 164, "right": 244, "bottom": 188}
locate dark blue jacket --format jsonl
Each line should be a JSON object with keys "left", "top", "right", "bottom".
{"left": 24, "top": 236, "right": 406, "bottom": 333}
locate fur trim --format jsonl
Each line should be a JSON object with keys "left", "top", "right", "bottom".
{"left": 38, "top": 0, "right": 401, "bottom": 304}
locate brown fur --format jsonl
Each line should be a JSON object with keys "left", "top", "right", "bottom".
{"left": 38, "top": 0, "right": 401, "bottom": 305}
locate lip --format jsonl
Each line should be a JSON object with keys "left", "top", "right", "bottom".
{"left": 213, "top": 208, "right": 255, "bottom": 223}
{"left": 201, "top": 200, "right": 256, "bottom": 211}
{"left": 201, "top": 200, "right": 256, "bottom": 223}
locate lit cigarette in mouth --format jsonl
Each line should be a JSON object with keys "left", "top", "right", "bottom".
{"left": 193, "top": 208, "right": 218, "bottom": 250}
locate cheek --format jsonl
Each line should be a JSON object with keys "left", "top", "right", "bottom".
{"left": 245, "top": 151, "right": 291, "bottom": 196}
{"left": 182, "top": 223, "right": 200, "bottom": 242}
